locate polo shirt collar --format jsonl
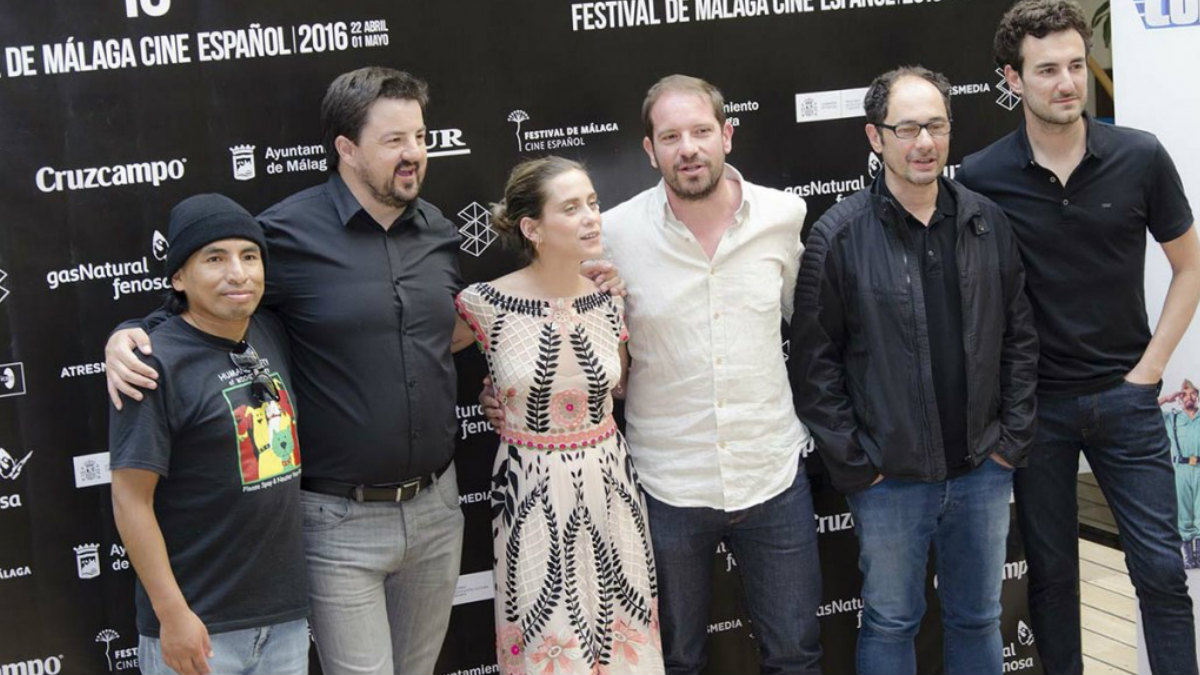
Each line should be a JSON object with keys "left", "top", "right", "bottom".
{"left": 654, "top": 164, "right": 751, "bottom": 229}
{"left": 326, "top": 172, "right": 423, "bottom": 229}
{"left": 1016, "top": 111, "right": 1106, "bottom": 170}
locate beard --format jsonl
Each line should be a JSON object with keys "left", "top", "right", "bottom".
{"left": 665, "top": 159, "right": 724, "bottom": 201}
{"left": 360, "top": 161, "right": 423, "bottom": 209}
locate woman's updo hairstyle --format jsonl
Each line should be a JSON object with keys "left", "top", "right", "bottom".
{"left": 491, "top": 156, "right": 585, "bottom": 260}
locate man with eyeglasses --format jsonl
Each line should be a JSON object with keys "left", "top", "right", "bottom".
{"left": 956, "top": 2, "right": 1200, "bottom": 673}
{"left": 790, "top": 66, "right": 1038, "bottom": 675}
{"left": 110, "top": 194, "right": 308, "bottom": 675}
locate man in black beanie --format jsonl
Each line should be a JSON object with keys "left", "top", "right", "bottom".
{"left": 110, "top": 194, "right": 308, "bottom": 675}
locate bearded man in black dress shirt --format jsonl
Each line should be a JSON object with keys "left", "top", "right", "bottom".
{"left": 108, "top": 67, "right": 482, "bottom": 675}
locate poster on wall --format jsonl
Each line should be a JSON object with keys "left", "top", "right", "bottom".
{"left": 0, "top": 1, "right": 1037, "bottom": 673}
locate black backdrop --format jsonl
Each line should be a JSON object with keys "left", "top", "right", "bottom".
{"left": 0, "top": 1, "right": 1043, "bottom": 673}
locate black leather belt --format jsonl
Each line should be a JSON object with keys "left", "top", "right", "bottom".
{"left": 1176, "top": 456, "right": 1200, "bottom": 466}
{"left": 302, "top": 463, "right": 450, "bottom": 502}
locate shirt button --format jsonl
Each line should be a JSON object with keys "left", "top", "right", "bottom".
{"left": 408, "top": 378, "right": 417, "bottom": 387}
{"left": 928, "top": 250, "right": 935, "bottom": 256}
{"left": 1050, "top": 176, "right": 1057, "bottom": 183}
{"left": 715, "top": 357, "right": 723, "bottom": 365}
{"left": 713, "top": 312, "right": 720, "bottom": 319}
{"left": 718, "top": 400, "right": 725, "bottom": 408}
{"left": 1062, "top": 199, "right": 1070, "bottom": 206}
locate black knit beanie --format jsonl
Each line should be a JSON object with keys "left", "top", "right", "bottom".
{"left": 165, "top": 194, "right": 267, "bottom": 278}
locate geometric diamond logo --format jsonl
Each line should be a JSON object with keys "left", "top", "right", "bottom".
{"left": 995, "top": 68, "right": 1022, "bottom": 111}
{"left": 0, "top": 268, "right": 9, "bottom": 304}
{"left": 458, "top": 201, "right": 497, "bottom": 258}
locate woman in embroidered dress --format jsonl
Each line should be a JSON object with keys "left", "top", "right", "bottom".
{"left": 452, "top": 157, "right": 664, "bottom": 675}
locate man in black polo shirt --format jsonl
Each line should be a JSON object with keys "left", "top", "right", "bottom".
{"left": 957, "top": 2, "right": 1200, "bottom": 673}
{"left": 791, "top": 66, "right": 1038, "bottom": 675}
{"left": 111, "top": 194, "right": 308, "bottom": 675}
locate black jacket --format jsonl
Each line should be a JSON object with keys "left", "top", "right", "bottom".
{"left": 789, "top": 176, "right": 1038, "bottom": 494}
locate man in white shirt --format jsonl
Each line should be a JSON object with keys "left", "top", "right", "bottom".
{"left": 604, "top": 74, "right": 822, "bottom": 675}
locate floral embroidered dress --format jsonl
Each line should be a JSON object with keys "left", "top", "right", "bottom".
{"left": 456, "top": 282, "right": 663, "bottom": 675}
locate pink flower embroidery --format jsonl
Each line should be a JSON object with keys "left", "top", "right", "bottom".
{"left": 610, "top": 619, "right": 647, "bottom": 665}
{"left": 549, "top": 389, "right": 588, "bottom": 431}
{"left": 496, "top": 622, "right": 525, "bottom": 674}
{"left": 531, "top": 632, "right": 582, "bottom": 674}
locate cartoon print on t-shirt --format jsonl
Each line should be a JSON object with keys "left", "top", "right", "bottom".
{"left": 223, "top": 375, "right": 301, "bottom": 485}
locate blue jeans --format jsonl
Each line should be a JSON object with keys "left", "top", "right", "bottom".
{"left": 846, "top": 459, "right": 1013, "bottom": 675}
{"left": 644, "top": 469, "right": 823, "bottom": 675}
{"left": 300, "top": 464, "right": 465, "bottom": 675}
{"left": 1015, "top": 380, "right": 1196, "bottom": 675}
{"left": 139, "top": 618, "right": 309, "bottom": 675}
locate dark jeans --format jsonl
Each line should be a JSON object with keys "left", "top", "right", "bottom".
{"left": 846, "top": 459, "right": 1013, "bottom": 675}
{"left": 644, "top": 469, "right": 823, "bottom": 675}
{"left": 1015, "top": 380, "right": 1197, "bottom": 675}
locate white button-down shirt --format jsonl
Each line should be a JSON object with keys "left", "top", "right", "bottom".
{"left": 604, "top": 167, "right": 811, "bottom": 510}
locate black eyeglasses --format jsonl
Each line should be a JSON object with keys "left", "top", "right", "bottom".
{"left": 875, "top": 120, "right": 952, "bottom": 140}
{"left": 230, "top": 342, "right": 280, "bottom": 404}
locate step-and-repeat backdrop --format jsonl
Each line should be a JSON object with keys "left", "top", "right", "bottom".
{"left": 0, "top": 1, "right": 1042, "bottom": 673}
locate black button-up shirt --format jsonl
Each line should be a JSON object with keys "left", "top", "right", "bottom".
{"left": 880, "top": 178, "right": 970, "bottom": 476}
{"left": 959, "top": 115, "right": 1193, "bottom": 395}
{"left": 259, "top": 174, "right": 463, "bottom": 484}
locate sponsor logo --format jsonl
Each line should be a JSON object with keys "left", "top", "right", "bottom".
{"left": 0, "top": 448, "right": 32, "bottom": 480}
{"left": 151, "top": 230, "right": 168, "bottom": 261}
{"left": 707, "top": 618, "right": 744, "bottom": 634}
{"left": 45, "top": 236, "right": 169, "bottom": 301}
{"left": 230, "top": 144, "right": 256, "bottom": 181}
{"left": 35, "top": 158, "right": 186, "bottom": 193}
{"left": 0, "top": 565, "right": 32, "bottom": 580}
{"left": 75, "top": 543, "right": 101, "bottom": 579}
{"left": 506, "top": 110, "right": 530, "bottom": 151}
{"left": 0, "top": 363, "right": 26, "bottom": 398}
{"left": 815, "top": 510, "right": 854, "bottom": 534}
{"left": 868, "top": 152, "right": 882, "bottom": 179}
{"left": 816, "top": 596, "right": 865, "bottom": 627}
{"left": 506, "top": 109, "right": 620, "bottom": 153}
{"left": 1136, "top": 0, "right": 1200, "bottom": 28}
{"left": 457, "top": 202, "right": 497, "bottom": 258}
{"left": 0, "top": 655, "right": 63, "bottom": 675}
{"left": 950, "top": 82, "right": 993, "bottom": 97}
{"left": 442, "top": 665, "right": 500, "bottom": 675}
{"left": 722, "top": 99, "right": 760, "bottom": 128}
{"left": 995, "top": 68, "right": 1022, "bottom": 111}
{"left": 427, "top": 128, "right": 470, "bottom": 158}
{"left": 1018, "top": 619, "right": 1035, "bottom": 646}
{"left": 1004, "top": 559, "right": 1028, "bottom": 581}
{"left": 0, "top": 268, "right": 9, "bottom": 304}
{"left": 61, "top": 362, "right": 107, "bottom": 378}
{"left": 794, "top": 87, "right": 868, "bottom": 124}
{"left": 74, "top": 451, "right": 112, "bottom": 488}
{"left": 0, "top": 494, "right": 23, "bottom": 510}
{"left": 96, "top": 629, "right": 138, "bottom": 672}
{"left": 1003, "top": 639, "right": 1036, "bottom": 671}
{"left": 73, "top": 543, "right": 131, "bottom": 579}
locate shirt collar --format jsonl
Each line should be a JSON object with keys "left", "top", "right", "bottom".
{"left": 876, "top": 175, "right": 956, "bottom": 226}
{"left": 326, "top": 172, "right": 423, "bottom": 230}
{"left": 653, "top": 164, "right": 751, "bottom": 229}
{"left": 1016, "top": 111, "right": 1105, "bottom": 170}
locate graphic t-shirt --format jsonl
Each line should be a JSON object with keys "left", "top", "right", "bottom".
{"left": 109, "top": 312, "right": 307, "bottom": 637}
